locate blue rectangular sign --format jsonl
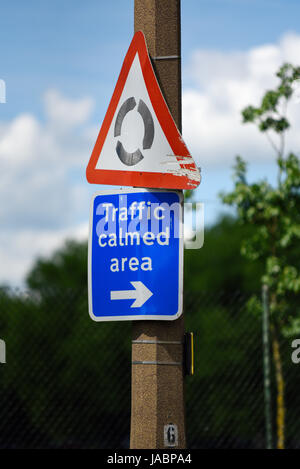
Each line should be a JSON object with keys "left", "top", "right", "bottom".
{"left": 88, "top": 188, "right": 183, "bottom": 321}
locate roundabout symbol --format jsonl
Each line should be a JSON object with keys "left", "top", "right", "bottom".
{"left": 114, "top": 97, "right": 154, "bottom": 166}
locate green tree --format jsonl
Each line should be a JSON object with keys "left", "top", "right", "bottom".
{"left": 1, "top": 240, "right": 131, "bottom": 448}
{"left": 2, "top": 216, "right": 298, "bottom": 447}
{"left": 184, "top": 215, "right": 264, "bottom": 295}
{"left": 221, "top": 63, "right": 300, "bottom": 449}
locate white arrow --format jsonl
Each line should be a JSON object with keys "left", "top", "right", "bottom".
{"left": 110, "top": 281, "right": 153, "bottom": 308}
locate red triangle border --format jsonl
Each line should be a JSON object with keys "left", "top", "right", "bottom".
{"left": 86, "top": 31, "right": 200, "bottom": 190}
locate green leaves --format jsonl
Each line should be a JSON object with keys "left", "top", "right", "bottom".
{"left": 258, "top": 117, "right": 289, "bottom": 134}
{"left": 276, "top": 63, "right": 300, "bottom": 83}
{"left": 278, "top": 265, "right": 300, "bottom": 294}
{"left": 221, "top": 63, "right": 300, "bottom": 328}
{"left": 261, "top": 90, "right": 281, "bottom": 112}
{"left": 240, "top": 63, "right": 300, "bottom": 145}
{"left": 242, "top": 106, "right": 261, "bottom": 123}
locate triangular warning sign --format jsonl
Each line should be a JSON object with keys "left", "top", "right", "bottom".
{"left": 86, "top": 31, "right": 201, "bottom": 190}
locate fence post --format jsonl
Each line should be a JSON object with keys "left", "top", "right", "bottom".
{"left": 262, "top": 284, "right": 273, "bottom": 449}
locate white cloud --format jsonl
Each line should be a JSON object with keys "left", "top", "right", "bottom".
{"left": 182, "top": 32, "right": 300, "bottom": 167}
{"left": 2, "top": 31, "right": 300, "bottom": 286}
{"left": 0, "top": 223, "right": 88, "bottom": 287}
{"left": 0, "top": 91, "right": 97, "bottom": 230}
{"left": 44, "top": 89, "right": 94, "bottom": 130}
{"left": 0, "top": 114, "right": 41, "bottom": 164}
{"left": 0, "top": 90, "right": 96, "bottom": 285}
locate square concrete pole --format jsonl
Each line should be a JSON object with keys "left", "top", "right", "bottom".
{"left": 130, "top": 0, "right": 186, "bottom": 449}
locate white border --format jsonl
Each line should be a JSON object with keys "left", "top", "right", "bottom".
{"left": 88, "top": 187, "right": 183, "bottom": 322}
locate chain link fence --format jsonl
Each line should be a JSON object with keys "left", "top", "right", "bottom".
{"left": 0, "top": 288, "right": 299, "bottom": 448}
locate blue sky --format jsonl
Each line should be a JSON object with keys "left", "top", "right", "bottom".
{"left": 1, "top": 0, "right": 300, "bottom": 118}
{"left": 1, "top": 0, "right": 300, "bottom": 285}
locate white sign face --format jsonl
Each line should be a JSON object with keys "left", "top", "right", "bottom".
{"left": 95, "top": 54, "right": 181, "bottom": 175}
